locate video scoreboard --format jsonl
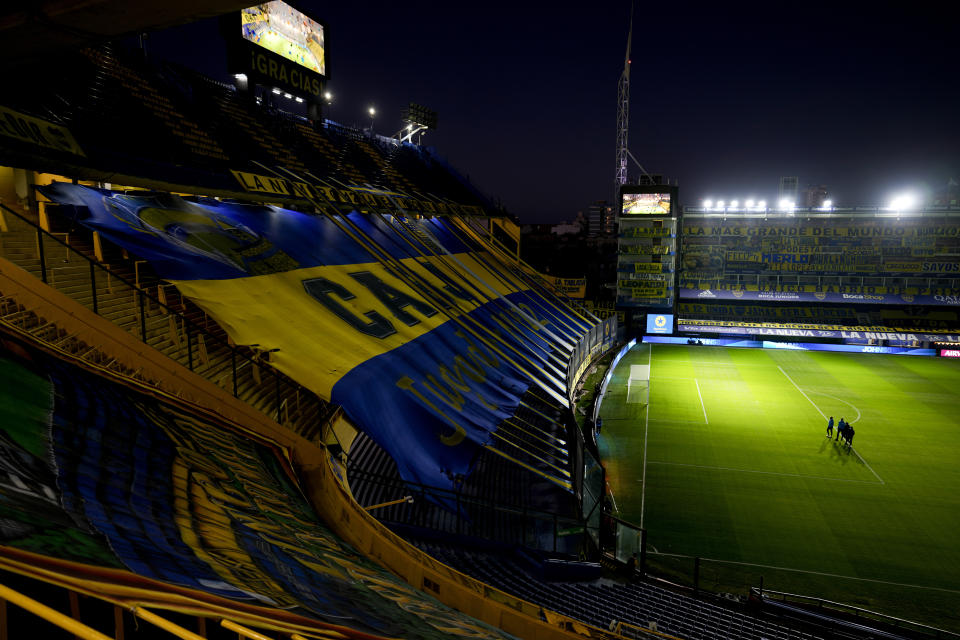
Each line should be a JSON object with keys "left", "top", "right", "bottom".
{"left": 226, "top": 1, "right": 327, "bottom": 100}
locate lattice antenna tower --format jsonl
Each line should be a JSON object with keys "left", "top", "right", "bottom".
{"left": 614, "top": 2, "right": 634, "bottom": 202}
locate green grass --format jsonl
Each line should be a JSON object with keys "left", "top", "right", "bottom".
{"left": 597, "top": 343, "right": 960, "bottom": 632}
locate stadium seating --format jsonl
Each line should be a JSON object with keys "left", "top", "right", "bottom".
{"left": 410, "top": 540, "right": 827, "bottom": 640}
{"left": 5, "top": 38, "right": 939, "bottom": 640}
{"left": 0, "top": 201, "right": 327, "bottom": 438}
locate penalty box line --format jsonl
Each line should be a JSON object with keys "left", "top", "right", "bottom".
{"left": 777, "top": 366, "right": 885, "bottom": 485}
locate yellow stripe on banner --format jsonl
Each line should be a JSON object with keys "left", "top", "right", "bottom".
{"left": 173, "top": 254, "right": 551, "bottom": 399}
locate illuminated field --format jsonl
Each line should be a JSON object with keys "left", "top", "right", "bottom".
{"left": 598, "top": 343, "right": 960, "bottom": 631}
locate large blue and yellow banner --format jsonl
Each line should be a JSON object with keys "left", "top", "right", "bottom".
{"left": 40, "top": 183, "right": 594, "bottom": 492}
{"left": 0, "top": 331, "right": 514, "bottom": 639}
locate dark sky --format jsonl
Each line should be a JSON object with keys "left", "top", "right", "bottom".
{"left": 146, "top": 2, "right": 959, "bottom": 222}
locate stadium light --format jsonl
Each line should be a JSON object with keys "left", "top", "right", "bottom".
{"left": 890, "top": 193, "right": 916, "bottom": 210}
{"left": 234, "top": 73, "right": 247, "bottom": 82}
{"left": 758, "top": 200, "right": 767, "bottom": 209}
{"left": 745, "top": 199, "right": 755, "bottom": 208}
{"left": 368, "top": 106, "right": 376, "bottom": 117}
{"left": 295, "top": 96, "right": 304, "bottom": 103}
{"left": 324, "top": 91, "right": 333, "bottom": 102}
{"left": 822, "top": 199, "right": 833, "bottom": 211}
{"left": 730, "top": 200, "right": 739, "bottom": 209}
{"left": 778, "top": 198, "right": 795, "bottom": 211}
{"left": 703, "top": 199, "right": 713, "bottom": 209}
{"left": 272, "top": 87, "right": 281, "bottom": 94}
{"left": 284, "top": 93, "right": 293, "bottom": 99}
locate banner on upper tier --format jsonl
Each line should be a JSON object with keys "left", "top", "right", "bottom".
{"left": 38, "top": 183, "right": 591, "bottom": 492}
{"left": 677, "top": 323, "right": 960, "bottom": 343}
{"left": 678, "top": 286, "right": 960, "bottom": 306}
{"left": 540, "top": 274, "right": 587, "bottom": 298}
{"left": 228, "top": 169, "right": 487, "bottom": 216}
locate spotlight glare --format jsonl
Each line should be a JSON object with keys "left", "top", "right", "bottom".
{"left": 890, "top": 193, "right": 916, "bottom": 210}
{"left": 703, "top": 199, "right": 713, "bottom": 208}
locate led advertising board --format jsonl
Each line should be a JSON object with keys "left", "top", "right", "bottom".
{"left": 646, "top": 313, "right": 674, "bottom": 334}
{"left": 940, "top": 348, "right": 960, "bottom": 358}
{"left": 623, "top": 192, "right": 672, "bottom": 215}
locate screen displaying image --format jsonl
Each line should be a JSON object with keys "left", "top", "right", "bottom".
{"left": 622, "top": 192, "right": 671, "bottom": 215}
{"left": 646, "top": 313, "right": 674, "bottom": 334}
{"left": 242, "top": 1, "right": 326, "bottom": 75}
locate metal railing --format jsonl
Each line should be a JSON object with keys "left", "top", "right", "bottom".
{"left": 0, "top": 200, "right": 326, "bottom": 439}
{"left": 346, "top": 465, "right": 594, "bottom": 554}
{"left": 754, "top": 588, "right": 960, "bottom": 640}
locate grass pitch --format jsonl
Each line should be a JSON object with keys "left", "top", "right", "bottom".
{"left": 597, "top": 343, "right": 960, "bottom": 631}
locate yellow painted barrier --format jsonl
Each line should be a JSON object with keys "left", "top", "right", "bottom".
{"left": 0, "top": 582, "right": 113, "bottom": 640}
{"left": 304, "top": 420, "right": 619, "bottom": 640}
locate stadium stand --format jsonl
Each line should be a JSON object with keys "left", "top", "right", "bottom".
{"left": 3, "top": 29, "right": 956, "bottom": 640}
{"left": 409, "top": 540, "right": 827, "bottom": 640}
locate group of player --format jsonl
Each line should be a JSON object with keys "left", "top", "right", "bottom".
{"left": 825, "top": 416, "right": 855, "bottom": 448}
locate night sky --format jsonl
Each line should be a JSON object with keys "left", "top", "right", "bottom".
{"left": 146, "top": 2, "right": 959, "bottom": 222}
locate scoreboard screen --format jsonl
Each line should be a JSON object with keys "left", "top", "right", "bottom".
{"left": 646, "top": 313, "right": 674, "bottom": 334}
{"left": 622, "top": 192, "right": 672, "bottom": 215}
{"left": 242, "top": 1, "right": 326, "bottom": 76}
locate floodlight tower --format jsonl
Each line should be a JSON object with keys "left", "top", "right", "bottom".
{"left": 396, "top": 103, "right": 438, "bottom": 144}
{"left": 614, "top": 3, "right": 633, "bottom": 202}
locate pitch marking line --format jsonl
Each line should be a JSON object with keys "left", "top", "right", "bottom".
{"left": 694, "top": 378, "right": 709, "bottom": 424}
{"left": 646, "top": 553, "right": 960, "bottom": 595}
{"left": 778, "top": 366, "right": 884, "bottom": 485}
{"left": 646, "top": 461, "right": 882, "bottom": 485}
{"left": 809, "top": 390, "right": 862, "bottom": 425}
{"left": 640, "top": 343, "right": 651, "bottom": 530}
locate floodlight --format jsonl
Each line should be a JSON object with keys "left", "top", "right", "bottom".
{"left": 745, "top": 199, "right": 755, "bottom": 208}
{"left": 730, "top": 200, "right": 739, "bottom": 209}
{"left": 295, "top": 96, "right": 304, "bottom": 103}
{"left": 717, "top": 200, "right": 725, "bottom": 209}
{"left": 778, "top": 198, "right": 794, "bottom": 211}
{"left": 272, "top": 88, "right": 281, "bottom": 94}
{"left": 758, "top": 200, "right": 767, "bottom": 209}
{"left": 822, "top": 199, "right": 832, "bottom": 209}
{"left": 890, "top": 193, "right": 916, "bottom": 210}
{"left": 324, "top": 91, "right": 333, "bottom": 101}
{"left": 284, "top": 93, "right": 293, "bottom": 99}
{"left": 368, "top": 106, "right": 376, "bottom": 116}
{"left": 703, "top": 199, "right": 713, "bottom": 208}
{"left": 234, "top": 73, "right": 247, "bottom": 82}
